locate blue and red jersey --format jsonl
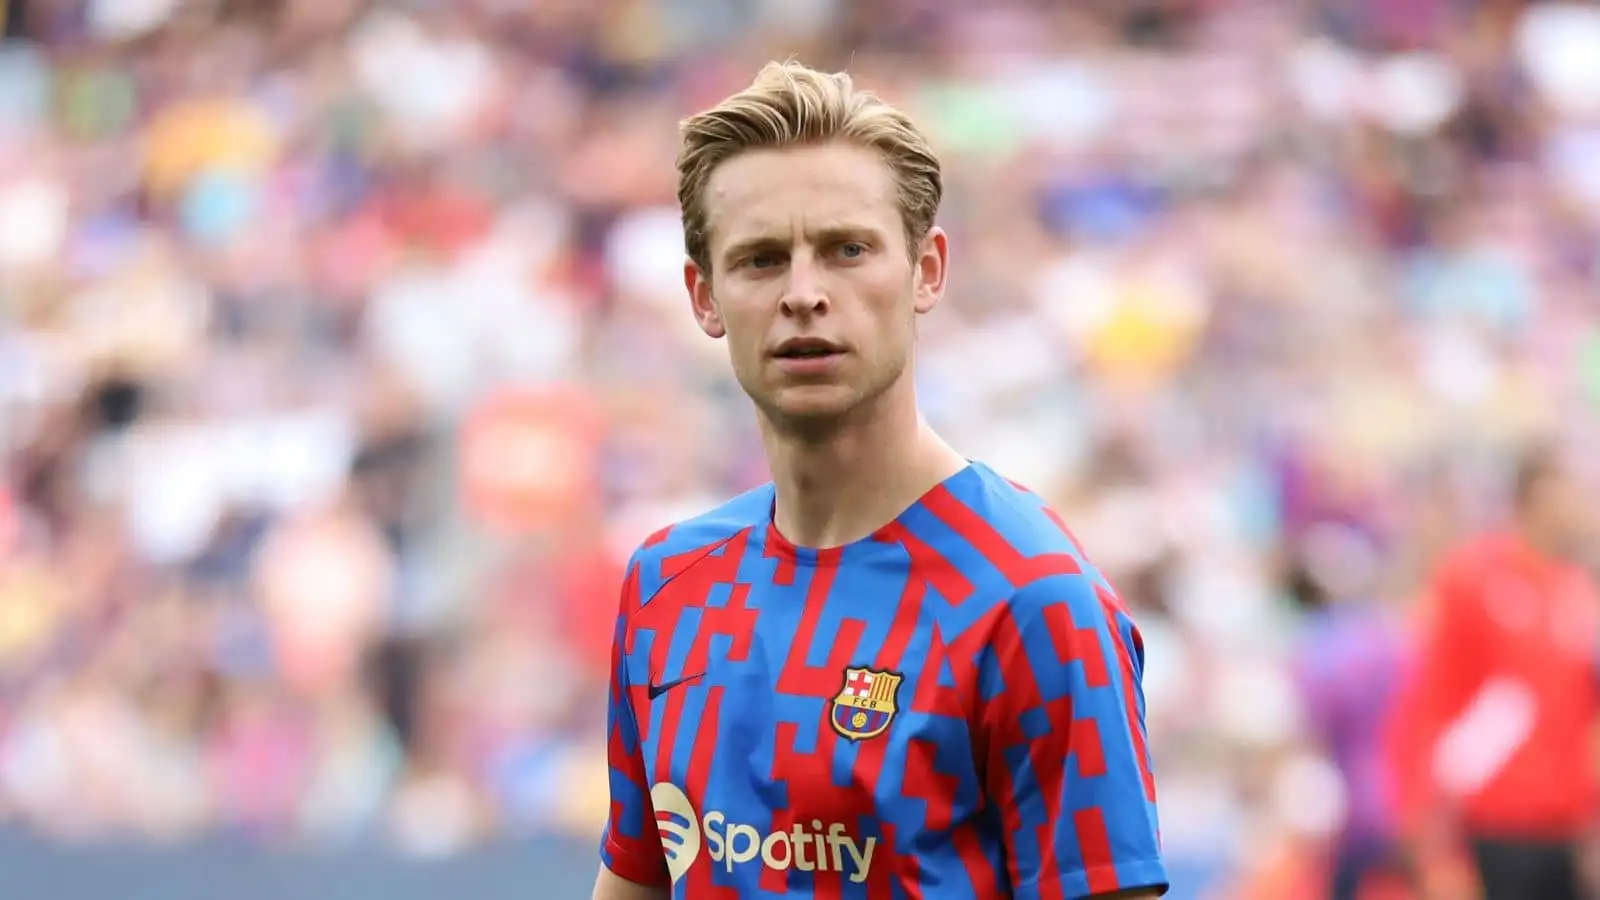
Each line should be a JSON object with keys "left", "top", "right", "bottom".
{"left": 600, "top": 463, "right": 1167, "bottom": 898}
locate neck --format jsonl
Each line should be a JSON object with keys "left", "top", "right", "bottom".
{"left": 762, "top": 382, "right": 967, "bottom": 549}
{"left": 1516, "top": 518, "right": 1565, "bottom": 562}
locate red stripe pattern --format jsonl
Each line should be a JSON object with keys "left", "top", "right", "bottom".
{"left": 597, "top": 466, "right": 1166, "bottom": 898}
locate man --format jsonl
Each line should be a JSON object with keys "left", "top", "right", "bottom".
{"left": 1286, "top": 524, "right": 1411, "bottom": 900}
{"left": 592, "top": 61, "right": 1167, "bottom": 900}
{"left": 1389, "top": 444, "right": 1599, "bottom": 900}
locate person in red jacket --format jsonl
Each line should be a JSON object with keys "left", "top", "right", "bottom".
{"left": 1388, "top": 444, "right": 1599, "bottom": 900}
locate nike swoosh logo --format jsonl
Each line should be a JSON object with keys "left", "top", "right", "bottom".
{"left": 647, "top": 672, "right": 706, "bottom": 700}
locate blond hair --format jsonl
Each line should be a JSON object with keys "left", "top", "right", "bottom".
{"left": 676, "top": 60, "right": 943, "bottom": 273}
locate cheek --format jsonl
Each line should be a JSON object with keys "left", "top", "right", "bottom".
{"left": 722, "top": 297, "right": 761, "bottom": 332}
{"left": 868, "top": 280, "right": 916, "bottom": 335}
{"left": 714, "top": 294, "right": 770, "bottom": 356}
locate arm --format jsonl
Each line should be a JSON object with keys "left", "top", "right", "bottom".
{"left": 593, "top": 562, "right": 673, "bottom": 898}
{"left": 976, "top": 574, "right": 1168, "bottom": 900}
{"left": 1385, "top": 560, "right": 1488, "bottom": 838}
{"left": 591, "top": 867, "right": 670, "bottom": 900}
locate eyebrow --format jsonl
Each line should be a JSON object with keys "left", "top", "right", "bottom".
{"left": 720, "top": 224, "right": 883, "bottom": 265}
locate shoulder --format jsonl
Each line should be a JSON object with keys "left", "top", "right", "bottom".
{"left": 954, "top": 471, "right": 1154, "bottom": 709}
{"left": 943, "top": 463, "right": 1108, "bottom": 585}
{"left": 1428, "top": 533, "right": 1514, "bottom": 600}
{"left": 622, "top": 482, "right": 775, "bottom": 612}
{"left": 952, "top": 463, "right": 1131, "bottom": 624}
{"left": 951, "top": 463, "right": 1094, "bottom": 556}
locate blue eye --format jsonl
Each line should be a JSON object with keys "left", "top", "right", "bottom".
{"left": 748, "top": 253, "right": 781, "bottom": 269}
{"left": 837, "top": 243, "right": 866, "bottom": 259}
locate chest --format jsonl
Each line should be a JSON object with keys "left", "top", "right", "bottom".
{"left": 622, "top": 570, "right": 988, "bottom": 827}
{"left": 1477, "top": 568, "right": 1599, "bottom": 673}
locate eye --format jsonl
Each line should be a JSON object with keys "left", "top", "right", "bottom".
{"left": 747, "top": 252, "right": 783, "bottom": 269}
{"left": 835, "top": 242, "right": 867, "bottom": 260}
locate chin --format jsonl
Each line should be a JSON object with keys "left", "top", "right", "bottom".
{"left": 759, "top": 383, "right": 868, "bottom": 426}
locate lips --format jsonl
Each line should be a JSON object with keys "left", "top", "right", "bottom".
{"left": 773, "top": 338, "right": 845, "bottom": 359}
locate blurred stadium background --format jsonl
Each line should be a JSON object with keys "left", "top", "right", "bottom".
{"left": 1, "top": 0, "right": 1599, "bottom": 897}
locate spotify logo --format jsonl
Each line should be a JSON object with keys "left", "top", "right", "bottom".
{"left": 648, "top": 782, "right": 876, "bottom": 884}
{"left": 651, "top": 782, "right": 702, "bottom": 883}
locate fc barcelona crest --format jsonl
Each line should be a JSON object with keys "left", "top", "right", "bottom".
{"left": 830, "top": 667, "right": 902, "bottom": 741}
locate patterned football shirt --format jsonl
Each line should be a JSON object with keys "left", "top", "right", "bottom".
{"left": 600, "top": 463, "right": 1166, "bottom": 898}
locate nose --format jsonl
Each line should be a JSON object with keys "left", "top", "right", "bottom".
{"left": 778, "top": 252, "right": 828, "bottom": 318}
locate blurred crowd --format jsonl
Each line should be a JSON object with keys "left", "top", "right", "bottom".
{"left": 1, "top": 0, "right": 1599, "bottom": 894}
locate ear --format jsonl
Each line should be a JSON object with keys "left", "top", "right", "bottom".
{"left": 685, "top": 258, "right": 725, "bottom": 339}
{"left": 912, "top": 226, "right": 948, "bottom": 315}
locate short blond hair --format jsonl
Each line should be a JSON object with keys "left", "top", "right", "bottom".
{"left": 676, "top": 60, "right": 943, "bottom": 273}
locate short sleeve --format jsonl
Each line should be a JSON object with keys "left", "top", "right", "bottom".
{"left": 975, "top": 573, "right": 1167, "bottom": 899}
{"left": 598, "top": 560, "right": 671, "bottom": 887}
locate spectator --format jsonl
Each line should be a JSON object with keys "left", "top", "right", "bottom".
{"left": 0, "top": 2, "right": 1595, "bottom": 897}
{"left": 1389, "top": 444, "right": 1600, "bottom": 900}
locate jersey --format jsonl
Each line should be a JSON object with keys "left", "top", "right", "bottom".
{"left": 599, "top": 462, "right": 1166, "bottom": 899}
{"left": 1388, "top": 533, "right": 1600, "bottom": 838}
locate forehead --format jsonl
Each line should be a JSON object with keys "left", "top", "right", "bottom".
{"left": 703, "top": 143, "right": 901, "bottom": 247}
